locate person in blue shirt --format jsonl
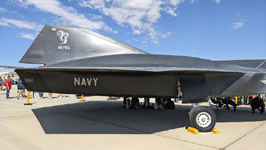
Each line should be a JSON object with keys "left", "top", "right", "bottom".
{"left": 39, "top": 92, "right": 44, "bottom": 99}
{"left": 17, "top": 79, "right": 26, "bottom": 99}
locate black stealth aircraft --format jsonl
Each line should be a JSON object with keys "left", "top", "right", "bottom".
{"left": 15, "top": 25, "right": 266, "bottom": 132}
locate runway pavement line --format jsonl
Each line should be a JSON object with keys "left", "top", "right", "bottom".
{"left": 222, "top": 121, "right": 266, "bottom": 149}
{"left": 70, "top": 113, "right": 220, "bottom": 150}
{"left": 0, "top": 124, "right": 42, "bottom": 150}
{"left": 0, "top": 114, "right": 35, "bottom": 121}
{"left": 153, "top": 132, "right": 219, "bottom": 149}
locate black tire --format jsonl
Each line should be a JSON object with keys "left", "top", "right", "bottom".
{"left": 189, "top": 106, "right": 216, "bottom": 132}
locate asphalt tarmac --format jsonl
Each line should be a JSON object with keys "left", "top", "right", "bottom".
{"left": 0, "top": 89, "right": 265, "bottom": 150}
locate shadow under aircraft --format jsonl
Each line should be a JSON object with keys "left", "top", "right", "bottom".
{"left": 31, "top": 100, "right": 266, "bottom": 134}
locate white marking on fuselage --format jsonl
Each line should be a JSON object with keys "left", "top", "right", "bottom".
{"left": 256, "top": 60, "right": 266, "bottom": 69}
{"left": 81, "top": 78, "right": 86, "bottom": 86}
{"left": 87, "top": 78, "right": 92, "bottom": 86}
{"left": 74, "top": 77, "right": 80, "bottom": 85}
{"left": 93, "top": 78, "right": 98, "bottom": 86}
{"left": 261, "top": 80, "right": 266, "bottom": 85}
{"left": 74, "top": 77, "right": 98, "bottom": 86}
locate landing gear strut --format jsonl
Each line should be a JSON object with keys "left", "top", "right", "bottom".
{"left": 189, "top": 106, "right": 216, "bottom": 132}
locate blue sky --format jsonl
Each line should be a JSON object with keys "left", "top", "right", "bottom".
{"left": 0, "top": 0, "right": 265, "bottom": 72}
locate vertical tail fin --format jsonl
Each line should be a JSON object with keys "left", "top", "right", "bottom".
{"left": 19, "top": 25, "right": 148, "bottom": 65}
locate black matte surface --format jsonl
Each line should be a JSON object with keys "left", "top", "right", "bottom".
{"left": 15, "top": 25, "right": 266, "bottom": 103}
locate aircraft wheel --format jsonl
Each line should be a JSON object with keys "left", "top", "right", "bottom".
{"left": 189, "top": 106, "right": 216, "bottom": 132}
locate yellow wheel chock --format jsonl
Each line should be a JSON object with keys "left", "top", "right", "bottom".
{"left": 187, "top": 126, "right": 220, "bottom": 134}
{"left": 187, "top": 126, "right": 199, "bottom": 134}
{"left": 211, "top": 128, "right": 220, "bottom": 134}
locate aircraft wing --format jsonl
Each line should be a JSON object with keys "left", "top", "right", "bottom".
{"left": 0, "top": 65, "right": 24, "bottom": 69}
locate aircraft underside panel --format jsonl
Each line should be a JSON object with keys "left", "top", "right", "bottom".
{"left": 15, "top": 69, "right": 178, "bottom": 98}
{"left": 179, "top": 75, "right": 210, "bottom": 103}
{"left": 205, "top": 72, "right": 266, "bottom": 97}
{"left": 220, "top": 73, "right": 266, "bottom": 96}
{"left": 205, "top": 73, "right": 244, "bottom": 97}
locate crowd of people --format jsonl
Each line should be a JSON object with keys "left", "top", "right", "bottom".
{"left": 0, "top": 76, "right": 6, "bottom": 91}
{"left": 210, "top": 95, "right": 265, "bottom": 113}
{"left": 0, "top": 76, "right": 65, "bottom": 99}
{"left": 0, "top": 76, "right": 12, "bottom": 98}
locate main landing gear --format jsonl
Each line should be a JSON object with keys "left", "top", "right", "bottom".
{"left": 123, "top": 97, "right": 217, "bottom": 132}
{"left": 189, "top": 106, "right": 216, "bottom": 132}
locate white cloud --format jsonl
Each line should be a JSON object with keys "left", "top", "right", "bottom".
{"left": 0, "top": 21, "right": 9, "bottom": 26}
{"left": 233, "top": 22, "right": 243, "bottom": 29}
{"left": 13, "top": 0, "right": 115, "bottom": 32}
{"left": 161, "top": 32, "right": 172, "bottom": 38}
{"left": 112, "top": 30, "right": 118, "bottom": 34}
{"left": 132, "top": 38, "right": 139, "bottom": 42}
{"left": 132, "top": 29, "right": 142, "bottom": 35}
{"left": 190, "top": 0, "right": 196, "bottom": 3}
{"left": 191, "top": 0, "right": 199, "bottom": 3}
{"left": 153, "top": 40, "right": 159, "bottom": 44}
{"left": 0, "top": 7, "right": 7, "bottom": 12}
{"left": 164, "top": 7, "right": 177, "bottom": 17}
{"left": 214, "top": 0, "right": 221, "bottom": 4}
{"left": 87, "top": 14, "right": 103, "bottom": 20}
{"left": 0, "top": 17, "right": 43, "bottom": 30}
{"left": 169, "top": 0, "right": 185, "bottom": 6}
{"left": 78, "top": 0, "right": 185, "bottom": 42}
{"left": 19, "top": 32, "right": 38, "bottom": 39}
{"left": 104, "top": 26, "right": 118, "bottom": 33}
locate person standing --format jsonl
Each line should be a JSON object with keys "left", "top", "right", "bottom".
{"left": 39, "top": 92, "right": 43, "bottom": 99}
{"left": 48, "top": 93, "right": 53, "bottom": 99}
{"left": 2, "top": 79, "right": 6, "bottom": 90}
{"left": 0, "top": 77, "right": 3, "bottom": 90}
{"left": 6, "top": 76, "right": 12, "bottom": 99}
{"left": 17, "top": 79, "right": 26, "bottom": 99}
